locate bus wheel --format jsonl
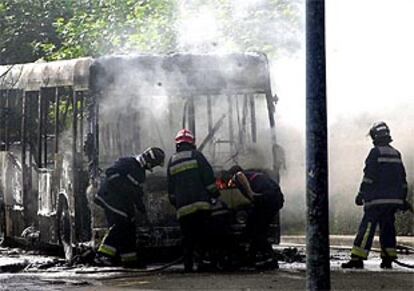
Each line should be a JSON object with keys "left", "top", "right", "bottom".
{"left": 57, "top": 194, "right": 73, "bottom": 261}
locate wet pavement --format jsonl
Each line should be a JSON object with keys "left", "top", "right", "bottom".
{"left": 0, "top": 237, "right": 413, "bottom": 290}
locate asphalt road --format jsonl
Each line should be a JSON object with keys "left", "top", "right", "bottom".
{"left": 0, "top": 246, "right": 413, "bottom": 290}
{"left": 99, "top": 268, "right": 414, "bottom": 290}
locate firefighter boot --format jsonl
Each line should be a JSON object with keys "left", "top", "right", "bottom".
{"left": 341, "top": 257, "right": 364, "bottom": 269}
{"left": 256, "top": 257, "right": 279, "bottom": 270}
{"left": 183, "top": 254, "right": 194, "bottom": 273}
{"left": 93, "top": 253, "right": 117, "bottom": 267}
{"left": 254, "top": 252, "right": 279, "bottom": 271}
{"left": 184, "top": 260, "right": 194, "bottom": 273}
{"left": 380, "top": 257, "right": 393, "bottom": 269}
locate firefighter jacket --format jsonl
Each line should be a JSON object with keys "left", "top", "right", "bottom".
{"left": 95, "top": 157, "right": 146, "bottom": 218}
{"left": 358, "top": 144, "right": 408, "bottom": 207}
{"left": 238, "top": 171, "right": 284, "bottom": 212}
{"left": 167, "top": 149, "right": 219, "bottom": 219}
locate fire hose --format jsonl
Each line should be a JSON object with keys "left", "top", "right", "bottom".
{"left": 281, "top": 243, "right": 414, "bottom": 269}
{"left": 391, "top": 244, "right": 414, "bottom": 269}
{"left": 392, "top": 204, "right": 414, "bottom": 268}
{"left": 23, "top": 255, "right": 184, "bottom": 274}
{"left": 393, "top": 259, "right": 414, "bottom": 269}
{"left": 75, "top": 256, "right": 183, "bottom": 274}
{"left": 71, "top": 246, "right": 414, "bottom": 272}
{"left": 21, "top": 244, "right": 414, "bottom": 274}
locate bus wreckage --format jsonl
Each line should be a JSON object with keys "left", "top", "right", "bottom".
{"left": 0, "top": 53, "right": 283, "bottom": 263}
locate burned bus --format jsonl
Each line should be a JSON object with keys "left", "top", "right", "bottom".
{"left": 0, "top": 53, "right": 281, "bottom": 259}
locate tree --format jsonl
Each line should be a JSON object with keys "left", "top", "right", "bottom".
{"left": 43, "top": 0, "right": 178, "bottom": 60}
{"left": 176, "top": 0, "right": 303, "bottom": 58}
{"left": 0, "top": 0, "right": 303, "bottom": 63}
{"left": 0, "top": 0, "right": 73, "bottom": 64}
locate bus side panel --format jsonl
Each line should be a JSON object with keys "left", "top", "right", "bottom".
{"left": 0, "top": 152, "right": 25, "bottom": 239}
{"left": 38, "top": 215, "right": 58, "bottom": 243}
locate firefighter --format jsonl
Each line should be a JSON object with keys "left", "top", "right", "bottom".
{"left": 228, "top": 165, "right": 284, "bottom": 270}
{"left": 167, "top": 128, "right": 220, "bottom": 272}
{"left": 94, "top": 147, "right": 165, "bottom": 268}
{"left": 342, "top": 122, "right": 409, "bottom": 269}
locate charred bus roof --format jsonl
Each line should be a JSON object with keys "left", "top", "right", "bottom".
{"left": 91, "top": 53, "right": 272, "bottom": 95}
{"left": 0, "top": 58, "right": 93, "bottom": 91}
{"left": 0, "top": 53, "right": 271, "bottom": 95}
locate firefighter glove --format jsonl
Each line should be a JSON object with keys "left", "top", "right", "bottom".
{"left": 355, "top": 195, "right": 363, "bottom": 206}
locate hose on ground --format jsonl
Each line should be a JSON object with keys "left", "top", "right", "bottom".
{"left": 75, "top": 256, "right": 183, "bottom": 274}
{"left": 393, "top": 259, "right": 414, "bottom": 269}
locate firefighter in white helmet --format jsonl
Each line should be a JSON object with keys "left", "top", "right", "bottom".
{"left": 342, "top": 122, "right": 409, "bottom": 269}
{"left": 94, "top": 147, "right": 165, "bottom": 268}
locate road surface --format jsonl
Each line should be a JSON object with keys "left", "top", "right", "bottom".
{"left": 0, "top": 237, "right": 413, "bottom": 290}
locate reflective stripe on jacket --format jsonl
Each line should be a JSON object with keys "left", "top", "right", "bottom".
{"left": 359, "top": 145, "right": 407, "bottom": 205}
{"left": 167, "top": 149, "right": 219, "bottom": 219}
{"left": 96, "top": 157, "right": 146, "bottom": 217}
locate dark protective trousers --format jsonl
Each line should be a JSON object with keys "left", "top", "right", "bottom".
{"left": 206, "top": 206, "right": 235, "bottom": 266}
{"left": 246, "top": 196, "right": 278, "bottom": 260}
{"left": 351, "top": 205, "right": 398, "bottom": 259}
{"left": 97, "top": 208, "right": 138, "bottom": 265}
{"left": 178, "top": 210, "right": 210, "bottom": 271}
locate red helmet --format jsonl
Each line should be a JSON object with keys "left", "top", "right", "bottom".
{"left": 175, "top": 129, "right": 195, "bottom": 145}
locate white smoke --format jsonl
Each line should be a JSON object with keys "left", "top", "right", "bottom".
{"left": 94, "top": 0, "right": 414, "bottom": 234}
{"left": 177, "top": 5, "right": 222, "bottom": 52}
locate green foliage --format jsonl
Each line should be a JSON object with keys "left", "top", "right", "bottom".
{"left": 0, "top": 0, "right": 72, "bottom": 64}
{"left": 178, "top": 0, "right": 302, "bottom": 58}
{"left": 227, "top": 0, "right": 303, "bottom": 58}
{"left": 42, "top": 0, "right": 178, "bottom": 60}
{"left": 1, "top": 0, "right": 303, "bottom": 63}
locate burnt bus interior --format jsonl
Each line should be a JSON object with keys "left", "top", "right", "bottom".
{"left": 0, "top": 59, "right": 94, "bottom": 256}
{"left": 0, "top": 53, "right": 280, "bottom": 258}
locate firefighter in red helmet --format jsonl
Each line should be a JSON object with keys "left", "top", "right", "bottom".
{"left": 342, "top": 122, "right": 409, "bottom": 269}
{"left": 94, "top": 147, "right": 165, "bottom": 268}
{"left": 167, "top": 129, "right": 220, "bottom": 272}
